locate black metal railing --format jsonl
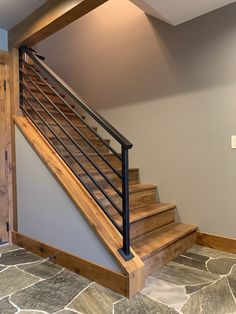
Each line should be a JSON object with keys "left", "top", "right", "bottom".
{"left": 19, "top": 46, "right": 134, "bottom": 261}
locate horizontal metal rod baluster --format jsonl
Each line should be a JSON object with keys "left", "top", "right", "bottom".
{"left": 20, "top": 47, "right": 133, "bottom": 149}
{"left": 21, "top": 59, "right": 122, "bottom": 161}
{"left": 20, "top": 70, "right": 122, "bottom": 179}
{"left": 21, "top": 92, "right": 123, "bottom": 216}
{"left": 21, "top": 61, "right": 122, "bottom": 169}
{"left": 21, "top": 79, "right": 122, "bottom": 197}
{"left": 20, "top": 105, "right": 122, "bottom": 232}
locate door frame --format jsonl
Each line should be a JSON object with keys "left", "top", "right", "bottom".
{"left": 0, "top": 51, "right": 11, "bottom": 242}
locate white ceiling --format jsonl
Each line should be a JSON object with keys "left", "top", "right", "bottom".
{"left": 0, "top": 0, "right": 46, "bottom": 30}
{"left": 0, "top": 0, "right": 235, "bottom": 31}
{"left": 130, "top": 0, "right": 236, "bottom": 25}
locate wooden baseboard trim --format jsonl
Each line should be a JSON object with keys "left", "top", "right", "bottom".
{"left": 12, "top": 231, "right": 128, "bottom": 296}
{"left": 197, "top": 232, "right": 236, "bottom": 254}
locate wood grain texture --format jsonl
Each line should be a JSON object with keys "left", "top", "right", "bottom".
{"left": 197, "top": 232, "right": 236, "bottom": 254}
{"left": 0, "top": 63, "right": 8, "bottom": 241}
{"left": 9, "top": 0, "right": 109, "bottom": 48}
{"left": 130, "top": 208, "right": 175, "bottom": 240}
{"left": 113, "top": 203, "right": 176, "bottom": 240}
{"left": 133, "top": 223, "right": 197, "bottom": 261}
{"left": 144, "top": 231, "right": 197, "bottom": 276}
{"left": 14, "top": 116, "right": 144, "bottom": 297}
{"left": 0, "top": 51, "right": 8, "bottom": 65}
{"left": 8, "top": 49, "right": 21, "bottom": 235}
{"left": 12, "top": 231, "right": 128, "bottom": 296}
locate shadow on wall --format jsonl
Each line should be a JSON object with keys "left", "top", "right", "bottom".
{"left": 36, "top": 0, "right": 236, "bottom": 109}
{"left": 116, "top": 1, "right": 236, "bottom": 108}
{"left": 100, "top": 1, "right": 236, "bottom": 108}
{"left": 146, "top": 1, "right": 236, "bottom": 101}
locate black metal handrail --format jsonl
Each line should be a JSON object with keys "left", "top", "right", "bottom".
{"left": 21, "top": 46, "right": 133, "bottom": 149}
{"left": 19, "top": 46, "right": 134, "bottom": 261}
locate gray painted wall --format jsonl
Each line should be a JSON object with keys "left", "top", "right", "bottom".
{"left": 0, "top": 29, "right": 8, "bottom": 51}
{"left": 36, "top": 0, "right": 236, "bottom": 238}
{"left": 15, "top": 127, "right": 122, "bottom": 273}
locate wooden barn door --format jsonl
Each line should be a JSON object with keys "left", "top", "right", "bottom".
{"left": 0, "top": 63, "right": 9, "bottom": 242}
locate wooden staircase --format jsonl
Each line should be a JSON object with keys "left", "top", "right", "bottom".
{"left": 16, "top": 48, "right": 198, "bottom": 296}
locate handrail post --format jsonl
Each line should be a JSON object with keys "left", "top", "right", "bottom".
{"left": 118, "top": 146, "right": 134, "bottom": 261}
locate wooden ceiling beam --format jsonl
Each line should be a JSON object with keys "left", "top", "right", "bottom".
{"left": 8, "top": 0, "right": 109, "bottom": 49}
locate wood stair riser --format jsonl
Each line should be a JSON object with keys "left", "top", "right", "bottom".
{"left": 65, "top": 154, "right": 122, "bottom": 170}
{"left": 24, "top": 80, "right": 59, "bottom": 95}
{"left": 53, "top": 140, "right": 110, "bottom": 154}
{"left": 76, "top": 169, "right": 139, "bottom": 190}
{"left": 100, "top": 187, "right": 157, "bottom": 214}
{"left": 27, "top": 85, "right": 66, "bottom": 99}
{"left": 26, "top": 107, "right": 82, "bottom": 122}
{"left": 25, "top": 78, "right": 51, "bottom": 88}
{"left": 25, "top": 100, "right": 71, "bottom": 114}
{"left": 38, "top": 124, "right": 98, "bottom": 139}
{"left": 25, "top": 83, "right": 56, "bottom": 95}
{"left": 25, "top": 71, "right": 46, "bottom": 81}
{"left": 25, "top": 91, "right": 66, "bottom": 104}
{"left": 143, "top": 231, "right": 197, "bottom": 276}
{"left": 131, "top": 209, "right": 175, "bottom": 241}
{"left": 28, "top": 112, "right": 86, "bottom": 126}
{"left": 66, "top": 156, "right": 133, "bottom": 175}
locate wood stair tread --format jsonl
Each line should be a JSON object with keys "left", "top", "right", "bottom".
{"left": 113, "top": 202, "right": 176, "bottom": 225}
{"left": 94, "top": 183, "right": 157, "bottom": 198}
{"left": 77, "top": 167, "right": 138, "bottom": 174}
{"left": 64, "top": 152, "right": 120, "bottom": 158}
{"left": 132, "top": 223, "right": 198, "bottom": 260}
{"left": 36, "top": 122, "right": 96, "bottom": 130}
{"left": 27, "top": 107, "right": 77, "bottom": 116}
{"left": 32, "top": 116, "right": 86, "bottom": 125}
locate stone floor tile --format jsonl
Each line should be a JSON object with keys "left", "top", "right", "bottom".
{"left": 188, "top": 245, "right": 236, "bottom": 259}
{"left": 0, "top": 244, "right": 19, "bottom": 255}
{"left": 141, "top": 276, "right": 187, "bottom": 311}
{"left": 18, "top": 261, "right": 45, "bottom": 271}
{"left": 56, "top": 311, "right": 79, "bottom": 314}
{"left": 11, "top": 269, "right": 91, "bottom": 313}
{"left": 207, "top": 258, "right": 236, "bottom": 275}
{"left": 228, "top": 277, "right": 236, "bottom": 297}
{"left": 181, "top": 251, "right": 209, "bottom": 262}
{"left": 0, "top": 297, "right": 18, "bottom": 314}
{"left": 0, "top": 265, "right": 6, "bottom": 271}
{"left": 21, "top": 261, "right": 62, "bottom": 279}
{"left": 181, "top": 278, "right": 236, "bottom": 314}
{"left": 227, "top": 265, "right": 236, "bottom": 296}
{"left": 152, "top": 263, "right": 220, "bottom": 286}
{"left": 17, "top": 311, "right": 46, "bottom": 314}
{"left": 0, "top": 249, "right": 43, "bottom": 265}
{"left": 0, "top": 267, "right": 39, "bottom": 299}
{"left": 185, "top": 282, "right": 210, "bottom": 294}
{"left": 173, "top": 255, "right": 208, "bottom": 271}
{"left": 114, "top": 294, "right": 180, "bottom": 314}
{"left": 68, "top": 282, "right": 122, "bottom": 314}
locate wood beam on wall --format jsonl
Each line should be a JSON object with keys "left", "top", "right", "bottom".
{"left": 8, "top": 0, "right": 109, "bottom": 49}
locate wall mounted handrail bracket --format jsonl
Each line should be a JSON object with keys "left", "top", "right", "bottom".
{"left": 19, "top": 46, "right": 134, "bottom": 261}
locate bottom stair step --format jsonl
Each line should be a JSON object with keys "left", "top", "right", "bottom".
{"left": 132, "top": 223, "right": 198, "bottom": 276}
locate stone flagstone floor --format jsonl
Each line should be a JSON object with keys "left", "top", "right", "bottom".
{"left": 1, "top": 243, "right": 236, "bottom": 313}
